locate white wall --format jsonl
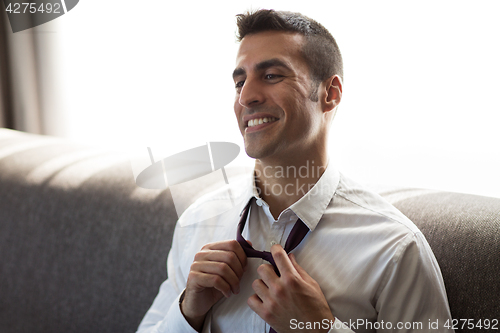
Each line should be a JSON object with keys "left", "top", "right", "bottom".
{"left": 51, "top": 1, "right": 499, "bottom": 198}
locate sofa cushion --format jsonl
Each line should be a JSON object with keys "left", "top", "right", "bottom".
{"left": 1, "top": 128, "right": 499, "bottom": 333}
{"left": 0, "top": 129, "right": 177, "bottom": 332}
{"left": 383, "top": 188, "right": 500, "bottom": 327}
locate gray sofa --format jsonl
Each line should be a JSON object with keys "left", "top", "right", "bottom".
{"left": 1, "top": 128, "right": 499, "bottom": 333}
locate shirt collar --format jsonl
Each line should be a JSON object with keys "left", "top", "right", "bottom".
{"left": 239, "top": 162, "right": 340, "bottom": 231}
{"left": 288, "top": 162, "right": 340, "bottom": 231}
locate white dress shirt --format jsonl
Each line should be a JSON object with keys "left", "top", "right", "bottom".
{"left": 137, "top": 163, "right": 454, "bottom": 333}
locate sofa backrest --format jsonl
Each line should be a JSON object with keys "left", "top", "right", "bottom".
{"left": 1, "top": 129, "right": 499, "bottom": 333}
{"left": 380, "top": 188, "right": 500, "bottom": 328}
{"left": 0, "top": 129, "right": 179, "bottom": 332}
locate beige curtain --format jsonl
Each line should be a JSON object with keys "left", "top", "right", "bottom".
{"left": 0, "top": 9, "right": 63, "bottom": 135}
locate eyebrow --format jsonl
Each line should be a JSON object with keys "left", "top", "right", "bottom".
{"left": 232, "top": 58, "right": 292, "bottom": 80}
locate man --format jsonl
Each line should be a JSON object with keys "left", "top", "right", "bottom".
{"left": 137, "top": 9, "right": 454, "bottom": 333}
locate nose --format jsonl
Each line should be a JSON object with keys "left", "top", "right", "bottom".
{"left": 238, "top": 77, "right": 264, "bottom": 108}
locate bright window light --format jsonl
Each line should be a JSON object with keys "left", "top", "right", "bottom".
{"left": 53, "top": 1, "right": 500, "bottom": 198}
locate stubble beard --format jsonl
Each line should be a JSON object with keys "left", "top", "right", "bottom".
{"left": 243, "top": 132, "right": 290, "bottom": 162}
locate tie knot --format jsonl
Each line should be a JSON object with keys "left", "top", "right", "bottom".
{"left": 236, "top": 198, "right": 310, "bottom": 275}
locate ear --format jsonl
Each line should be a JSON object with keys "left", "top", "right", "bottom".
{"left": 321, "top": 75, "right": 342, "bottom": 113}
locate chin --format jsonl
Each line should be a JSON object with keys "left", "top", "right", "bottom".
{"left": 244, "top": 141, "right": 280, "bottom": 161}
{"left": 243, "top": 142, "right": 263, "bottom": 159}
{"left": 243, "top": 146, "right": 260, "bottom": 160}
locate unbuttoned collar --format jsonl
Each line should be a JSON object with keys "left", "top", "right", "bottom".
{"left": 238, "top": 161, "right": 340, "bottom": 232}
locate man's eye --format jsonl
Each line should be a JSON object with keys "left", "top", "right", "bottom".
{"left": 235, "top": 81, "right": 245, "bottom": 89}
{"left": 264, "top": 74, "right": 282, "bottom": 80}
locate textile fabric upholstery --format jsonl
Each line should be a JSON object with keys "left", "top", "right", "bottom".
{"left": 0, "top": 129, "right": 498, "bottom": 333}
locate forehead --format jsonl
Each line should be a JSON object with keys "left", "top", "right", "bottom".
{"left": 235, "top": 31, "right": 307, "bottom": 71}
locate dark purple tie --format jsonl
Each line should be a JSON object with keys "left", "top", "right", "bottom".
{"left": 236, "top": 197, "right": 310, "bottom": 333}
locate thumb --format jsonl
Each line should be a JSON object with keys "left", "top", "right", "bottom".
{"left": 289, "top": 253, "right": 309, "bottom": 279}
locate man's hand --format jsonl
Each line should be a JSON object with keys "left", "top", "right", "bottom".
{"left": 247, "top": 244, "right": 334, "bottom": 333}
{"left": 181, "top": 240, "right": 248, "bottom": 331}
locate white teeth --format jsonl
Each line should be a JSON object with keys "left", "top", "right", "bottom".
{"left": 247, "top": 117, "right": 277, "bottom": 127}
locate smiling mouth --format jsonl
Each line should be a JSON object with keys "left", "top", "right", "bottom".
{"left": 246, "top": 117, "right": 278, "bottom": 128}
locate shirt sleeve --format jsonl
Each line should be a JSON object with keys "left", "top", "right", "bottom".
{"left": 375, "top": 232, "right": 455, "bottom": 332}
{"left": 136, "top": 222, "right": 198, "bottom": 333}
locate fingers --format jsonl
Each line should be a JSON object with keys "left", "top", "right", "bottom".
{"left": 251, "top": 277, "right": 269, "bottom": 300}
{"left": 197, "top": 240, "right": 248, "bottom": 276}
{"left": 189, "top": 240, "right": 248, "bottom": 297}
{"left": 189, "top": 270, "right": 234, "bottom": 298}
{"left": 191, "top": 259, "right": 242, "bottom": 296}
{"left": 248, "top": 251, "right": 333, "bottom": 333}
{"left": 247, "top": 279, "right": 268, "bottom": 318}
{"left": 196, "top": 250, "right": 245, "bottom": 280}
{"left": 270, "top": 244, "right": 296, "bottom": 276}
{"left": 183, "top": 240, "right": 250, "bottom": 327}
{"left": 256, "top": 262, "right": 278, "bottom": 282}
{"left": 247, "top": 293, "right": 263, "bottom": 312}
{"left": 289, "top": 253, "right": 308, "bottom": 279}
{"left": 202, "top": 240, "right": 248, "bottom": 270}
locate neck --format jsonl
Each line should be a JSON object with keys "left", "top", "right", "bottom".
{"left": 254, "top": 153, "right": 328, "bottom": 219}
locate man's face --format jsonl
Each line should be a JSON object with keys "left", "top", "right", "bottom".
{"left": 233, "top": 31, "right": 326, "bottom": 163}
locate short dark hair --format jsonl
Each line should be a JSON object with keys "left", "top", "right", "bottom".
{"left": 236, "top": 9, "right": 343, "bottom": 85}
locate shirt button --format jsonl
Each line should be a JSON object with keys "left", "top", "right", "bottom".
{"left": 256, "top": 199, "right": 263, "bottom": 206}
{"left": 270, "top": 240, "right": 277, "bottom": 246}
